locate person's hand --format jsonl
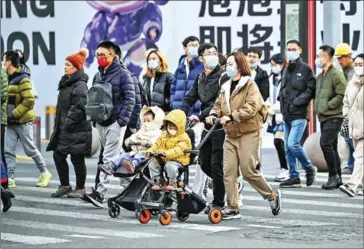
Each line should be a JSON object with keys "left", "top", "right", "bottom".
{"left": 149, "top": 28, "right": 158, "bottom": 40}
{"left": 205, "top": 116, "right": 215, "bottom": 125}
{"left": 130, "top": 128, "right": 137, "bottom": 134}
{"left": 145, "top": 152, "right": 151, "bottom": 158}
{"left": 189, "top": 115, "right": 200, "bottom": 123}
{"left": 220, "top": 116, "right": 231, "bottom": 125}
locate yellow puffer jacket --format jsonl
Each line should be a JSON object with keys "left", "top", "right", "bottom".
{"left": 7, "top": 68, "right": 35, "bottom": 124}
{"left": 148, "top": 109, "right": 192, "bottom": 166}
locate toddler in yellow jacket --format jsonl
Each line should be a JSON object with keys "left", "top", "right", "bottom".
{"left": 147, "top": 110, "right": 192, "bottom": 191}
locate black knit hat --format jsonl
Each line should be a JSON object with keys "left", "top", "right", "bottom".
{"left": 270, "top": 53, "right": 285, "bottom": 64}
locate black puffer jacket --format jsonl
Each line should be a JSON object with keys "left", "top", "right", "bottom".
{"left": 278, "top": 58, "right": 316, "bottom": 121}
{"left": 180, "top": 65, "right": 228, "bottom": 128}
{"left": 254, "top": 66, "right": 269, "bottom": 101}
{"left": 46, "top": 70, "right": 92, "bottom": 156}
{"left": 143, "top": 71, "right": 173, "bottom": 112}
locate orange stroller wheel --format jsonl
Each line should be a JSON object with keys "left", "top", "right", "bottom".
{"left": 159, "top": 211, "right": 172, "bottom": 226}
{"left": 208, "top": 208, "right": 222, "bottom": 224}
{"left": 138, "top": 209, "right": 151, "bottom": 224}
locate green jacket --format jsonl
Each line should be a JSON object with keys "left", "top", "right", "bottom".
{"left": 7, "top": 67, "right": 35, "bottom": 124}
{"left": 314, "top": 65, "right": 347, "bottom": 122}
{"left": 1, "top": 68, "right": 8, "bottom": 125}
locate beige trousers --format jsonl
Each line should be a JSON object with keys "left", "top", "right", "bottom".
{"left": 224, "top": 129, "right": 273, "bottom": 210}
{"left": 346, "top": 138, "right": 364, "bottom": 192}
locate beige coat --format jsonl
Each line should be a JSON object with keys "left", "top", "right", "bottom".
{"left": 343, "top": 76, "right": 364, "bottom": 140}
{"left": 210, "top": 76, "right": 267, "bottom": 138}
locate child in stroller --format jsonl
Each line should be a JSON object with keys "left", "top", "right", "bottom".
{"left": 99, "top": 106, "right": 165, "bottom": 175}
{"left": 146, "top": 110, "right": 192, "bottom": 191}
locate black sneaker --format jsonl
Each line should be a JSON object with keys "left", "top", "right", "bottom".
{"left": 279, "top": 177, "right": 302, "bottom": 188}
{"left": 268, "top": 189, "right": 282, "bottom": 216}
{"left": 339, "top": 184, "right": 355, "bottom": 197}
{"left": 85, "top": 189, "right": 105, "bottom": 208}
{"left": 322, "top": 175, "right": 340, "bottom": 190}
{"left": 1, "top": 188, "right": 15, "bottom": 213}
{"left": 222, "top": 208, "right": 241, "bottom": 220}
{"left": 305, "top": 166, "right": 317, "bottom": 186}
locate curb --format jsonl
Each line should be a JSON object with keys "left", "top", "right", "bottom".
{"left": 16, "top": 155, "right": 32, "bottom": 161}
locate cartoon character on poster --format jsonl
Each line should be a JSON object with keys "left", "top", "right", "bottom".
{"left": 81, "top": 0, "right": 169, "bottom": 77}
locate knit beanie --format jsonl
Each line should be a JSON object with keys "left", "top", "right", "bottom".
{"left": 66, "top": 48, "right": 89, "bottom": 70}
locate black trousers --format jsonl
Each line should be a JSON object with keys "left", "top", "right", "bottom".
{"left": 274, "top": 138, "right": 288, "bottom": 170}
{"left": 199, "top": 129, "right": 225, "bottom": 207}
{"left": 53, "top": 151, "right": 87, "bottom": 188}
{"left": 320, "top": 118, "right": 343, "bottom": 177}
{"left": 1, "top": 125, "right": 8, "bottom": 188}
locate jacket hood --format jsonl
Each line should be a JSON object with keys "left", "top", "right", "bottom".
{"left": 163, "top": 109, "right": 186, "bottom": 136}
{"left": 140, "top": 106, "right": 165, "bottom": 131}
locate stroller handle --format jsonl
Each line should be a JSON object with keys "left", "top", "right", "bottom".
{"left": 150, "top": 152, "right": 164, "bottom": 157}
{"left": 128, "top": 142, "right": 151, "bottom": 148}
{"left": 195, "top": 117, "right": 222, "bottom": 151}
{"left": 184, "top": 150, "right": 199, "bottom": 156}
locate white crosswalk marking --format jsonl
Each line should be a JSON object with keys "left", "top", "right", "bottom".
{"left": 1, "top": 168, "right": 363, "bottom": 246}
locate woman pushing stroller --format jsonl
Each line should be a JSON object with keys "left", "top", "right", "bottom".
{"left": 99, "top": 106, "right": 165, "bottom": 175}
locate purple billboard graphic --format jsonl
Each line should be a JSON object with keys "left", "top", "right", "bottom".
{"left": 81, "top": 0, "right": 169, "bottom": 77}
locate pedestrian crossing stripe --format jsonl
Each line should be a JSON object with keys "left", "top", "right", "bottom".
{"left": 1, "top": 233, "right": 71, "bottom": 245}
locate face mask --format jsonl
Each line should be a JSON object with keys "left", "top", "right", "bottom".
{"left": 315, "top": 58, "right": 323, "bottom": 68}
{"left": 205, "top": 55, "right": 219, "bottom": 69}
{"left": 354, "top": 66, "right": 364, "bottom": 77}
{"left": 249, "top": 62, "right": 257, "bottom": 69}
{"left": 271, "top": 66, "right": 281, "bottom": 75}
{"left": 168, "top": 128, "right": 177, "bottom": 136}
{"left": 226, "top": 66, "right": 237, "bottom": 78}
{"left": 148, "top": 60, "right": 159, "bottom": 70}
{"left": 286, "top": 51, "right": 299, "bottom": 61}
{"left": 187, "top": 47, "right": 198, "bottom": 58}
{"left": 97, "top": 57, "right": 109, "bottom": 68}
{"left": 143, "top": 122, "right": 154, "bottom": 130}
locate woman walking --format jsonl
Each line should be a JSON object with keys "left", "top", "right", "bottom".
{"left": 47, "top": 48, "right": 92, "bottom": 198}
{"left": 339, "top": 53, "right": 364, "bottom": 197}
{"left": 208, "top": 52, "right": 282, "bottom": 220}
{"left": 266, "top": 53, "right": 289, "bottom": 182}
{"left": 142, "top": 49, "right": 174, "bottom": 112}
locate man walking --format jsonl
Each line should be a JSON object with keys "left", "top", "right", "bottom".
{"left": 180, "top": 43, "right": 228, "bottom": 211}
{"left": 84, "top": 41, "right": 135, "bottom": 207}
{"left": 315, "top": 45, "right": 347, "bottom": 189}
{"left": 3, "top": 51, "right": 52, "bottom": 188}
{"left": 278, "top": 40, "right": 317, "bottom": 188}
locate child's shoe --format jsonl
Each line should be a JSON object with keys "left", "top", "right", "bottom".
{"left": 123, "top": 160, "right": 135, "bottom": 174}
{"left": 98, "top": 164, "right": 114, "bottom": 176}
{"left": 165, "top": 180, "right": 177, "bottom": 191}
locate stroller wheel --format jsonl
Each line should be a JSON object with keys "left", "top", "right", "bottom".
{"left": 208, "top": 208, "right": 222, "bottom": 224}
{"left": 138, "top": 209, "right": 152, "bottom": 224}
{"left": 159, "top": 211, "right": 172, "bottom": 226}
{"left": 108, "top": 204, "right": 120, "bottom": 218}
{"left": 176, "top": 211, "right": 189, "bottom": 222}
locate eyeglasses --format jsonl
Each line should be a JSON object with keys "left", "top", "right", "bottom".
{"left": 95, "top": 52, "right": 112, "bottom": 58}
{"left": 286, "top": 48, "right": 298, "bottom": 52}
{"left": 204, "top": 52, "right": 218, "bottom": 56}
{"left": 247, "top": 54, "right": 259, "bottom": 59}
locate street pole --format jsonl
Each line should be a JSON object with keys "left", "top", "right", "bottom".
{"left": 307, "top": 0, "right": 316, "bottom": 135}
{"left": 323, "top": 0, "right": 342, "bottom": 68}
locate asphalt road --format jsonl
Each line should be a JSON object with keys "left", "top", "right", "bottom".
{"left": 1, "top": 148, "right": 363, "bottom": 248}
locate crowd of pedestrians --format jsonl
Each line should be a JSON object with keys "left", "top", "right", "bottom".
{"left": 0, "top": 38, "right": 362, "bottom": 217}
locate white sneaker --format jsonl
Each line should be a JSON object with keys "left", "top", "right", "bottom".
{"left": 275, "top": 169, "right": 289, "bottom": 182}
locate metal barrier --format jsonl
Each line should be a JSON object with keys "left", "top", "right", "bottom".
{"left": 45, "top": 105, "right": 56, "bottom": 140}
{"left": 33, "top": 116, "right": 41, "bottom": 151}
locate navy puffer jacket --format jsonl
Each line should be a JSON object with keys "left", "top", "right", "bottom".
{"left": 171, "top": 55, "right": 203, "bottom": 116}
{"left": 93, "top": 59, "right": 135, "bottom": 127}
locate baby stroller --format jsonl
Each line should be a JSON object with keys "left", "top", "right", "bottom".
{"left": 107, "top": 121, "right": 196, "bottom": 219}
{"left": 134, "top": 119, "right": 223, "bottom": 226}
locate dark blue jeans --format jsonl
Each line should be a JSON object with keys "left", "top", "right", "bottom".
{"left": 345, "top": 138, "right": 355, "bottom": 169}
{"left": 284, "top": 119, "right": 314, "bottom": 178}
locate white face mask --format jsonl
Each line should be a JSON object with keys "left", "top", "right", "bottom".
{"left": 143, "top": 122, "right": 154, "bottom": 131}
{"left": 148, "top": 60, "right": 159, "bottom": 70}
{"left": 168, "top": 129, "right": 177, "bottom": 136}
{"left": 354, "top": 66, "right": 364, "bottom": 77}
